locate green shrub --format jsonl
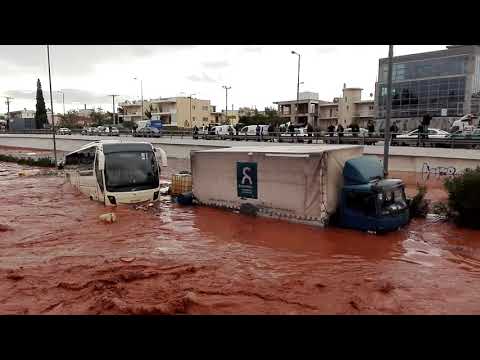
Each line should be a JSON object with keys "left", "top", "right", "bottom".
{"left": 0, "top": 154, "right": 54, "bottom": 168}
{"left": 444, "top": 166, "right": 480, "bottom": 228}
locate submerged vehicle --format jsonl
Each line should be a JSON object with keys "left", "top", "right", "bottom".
{"left": 62, "top": 140, "right": 167, "bottom": 205}
{"left": 338, "top": 156, "right": 409, "bottom": 232}
{"left": 191, "top": 145, "right": 408, "bottom": 232}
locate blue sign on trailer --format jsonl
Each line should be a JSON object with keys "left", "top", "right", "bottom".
{"left": 237, "top": 162, "right": 257, "bottom": 199}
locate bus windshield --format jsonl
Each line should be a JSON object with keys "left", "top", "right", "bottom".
{"left": 104, "top": 151, "right": 159, "bottom": 192}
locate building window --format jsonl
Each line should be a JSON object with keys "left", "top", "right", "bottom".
{"left": 346, "top": 105, "right": 349, "bottom": 111}
{"left": 377, "top": 76, "right": 466, "bottom": 118}
{"left": 192, "top": 106, "right": 196, "bottom": 110}
{"left": 192, "top": 116, "right": 196, "bottom": 121}
{"left": 202, "top": 117, "right": 208, "bottom": 122}
{"left": 202, "top": 106, "right": 208, "bottom": 111}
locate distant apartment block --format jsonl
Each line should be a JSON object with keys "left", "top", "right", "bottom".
{"left": 119, "top": 96, "right": 221, "bottom": 128}
{"left": 274, "top": 88, "right": 374, "bottom": 130}
{"left": 375, "top": 45, "right": 480, "bottom": 131}
{"left": 9, "top": 109, "right": 36, "bottom": 130}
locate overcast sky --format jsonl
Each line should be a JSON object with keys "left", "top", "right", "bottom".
{"left": 0, "top": 45, "right": 446, "bottom": 114}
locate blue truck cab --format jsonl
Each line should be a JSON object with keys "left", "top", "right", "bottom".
{"left": 339, "top": 156, "right": 409, "bottom": 233}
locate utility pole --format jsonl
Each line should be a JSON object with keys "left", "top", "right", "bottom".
{"left": 222, "top": 85, "right": 231, "bottom": 124}
{"left": 383, "top": 45, "right": 394, "bottom": 176}
{"left": 46, "top": 45, "right": 57, "bottom": 166}
{"left": 5, "top": 96, "right": 13, "bottom": 131}
{"left": 108, "top": 94, "right": 119, "bottom": 125}
{"left": 291, "top": 50, "right": 301, "bottom": 122}
{"left": 134, "top": 77, "right": 143, "bottom": 121}
{"left": 188, "top": 93, "right": 197, "bottom": 128}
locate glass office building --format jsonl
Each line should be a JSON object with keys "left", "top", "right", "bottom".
{"left": 375, "top": 45, "right": 480, "bottom": 126}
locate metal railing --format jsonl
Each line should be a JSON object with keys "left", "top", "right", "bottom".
{"left": 2, "top": 129, "right": 480, "bottom": 149}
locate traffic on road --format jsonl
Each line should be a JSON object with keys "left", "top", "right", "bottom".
{"left": 3, "top": 115, "right": 480, "bottom": 149}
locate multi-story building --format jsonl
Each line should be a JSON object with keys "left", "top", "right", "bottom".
{"left": 274, "top": 92, "right": 324, "bottom": 128}
{"left": 275, "top": 88, "right": 375, "bottom": 130}
{"left": 219, "top": 110, "right": 240, "bottom": 125}
{"left": 375, "top": 45, "right": 480, "bottom": 131}
{"left": 9, "top": 109, "right": 36, "bottom": 130}
{"left": 117, "top": 99, "right": 145, "bottom": 124}
{"left": 118, "top": 97, "right": 218, "bottom": 128}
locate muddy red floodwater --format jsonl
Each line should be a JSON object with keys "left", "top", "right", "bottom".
{"left": 1, "top": 156, "right": 480, "bottom": 315}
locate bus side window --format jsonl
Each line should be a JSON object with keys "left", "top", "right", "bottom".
{"left": 95, "top": 153, "right": 104, "bottom": 192}
{"left": 65, "top": 154, "right": 79, "bottom": 168}
{"left": 79, "top": 149, "right": 95, "bottom": 171}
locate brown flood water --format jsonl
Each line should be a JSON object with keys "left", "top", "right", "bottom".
{"left": 1, "top": 156, "right": 480, "bottom": 315}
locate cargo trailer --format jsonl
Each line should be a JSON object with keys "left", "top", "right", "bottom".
{"left": 190, "top": 145, "right": 363, "bottom": 226}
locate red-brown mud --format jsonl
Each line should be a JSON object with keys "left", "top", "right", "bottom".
{"left": 1, "top": 157, "right": 480, "bottom": 315}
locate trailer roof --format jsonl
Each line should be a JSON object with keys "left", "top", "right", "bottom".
{"left": 193, "top": 144, "right": 363, "bottom": 155}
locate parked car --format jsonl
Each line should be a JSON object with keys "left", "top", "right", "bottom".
{"left": 446, "top": 128, "right": 480, "bottom": 149}
{"left": 396, "top": 128, "right": 449, "bottom": 146}
{"left": 109, "top": 126, "right": 120, "bottom": 136}
{"left": 279, "top": 127, "right": 308, "bottom": 143}
{"left": 344, "top": 127, "right": 369, "bottom": 137}
{"left": 57, "top": 127, "right": 71, "bottom": 135}
{"left": 133, "top": 126, "right": 161, "bottom": 138}
{"left": 81, "top": 127, "right": 96, "bottom": 135}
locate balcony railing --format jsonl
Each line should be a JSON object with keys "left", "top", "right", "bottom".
{"left": 353, "top": 112, "right": 375, "bottom": 118}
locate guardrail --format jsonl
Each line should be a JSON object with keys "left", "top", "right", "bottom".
{"left": 2, "top": 129, "right": 480, "bottom": 149}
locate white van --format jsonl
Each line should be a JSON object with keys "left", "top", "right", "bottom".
{"left": 240, "top": 125, "right": 270, "bottom": 136}
{"left": 450, "top": 114, "right": 477, "bottom": 134}
{"left": 214, "top": 124, "right": 235, "bottom": 138}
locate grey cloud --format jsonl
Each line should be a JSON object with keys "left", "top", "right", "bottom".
{"left": 186, "top": 73, "right": 217, "bottom": 83}
{"left": 202, "top": 60, "right": 229, "bottom": 69}
{"left": 243, "top": 46, "right": 263, "bottom": 53}
{"left": 4, "top": 88, "right": 113, "bottom": 106}
{"left": 317, "top": 46, "right": 336, "bottom": 54}
{"left": 0, "top": 45, "right": 195, "bottom": 77}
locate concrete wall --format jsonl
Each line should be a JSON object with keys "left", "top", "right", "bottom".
{"left": 2, "top": 134, "right": 480, "bottom": 173}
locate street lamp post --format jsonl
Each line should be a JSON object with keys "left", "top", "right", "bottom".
{"left": 291, "top": 50, "right": 301, "bottom": 121}
{"left": 4, "top": 96, "right": 12, "bottom": 131}
{"left": 133, "top": 77, "right": 144, "bottom": 122}
{"left": 57, "top": 91, "right": 65, "bottom": 117}
{"left": 189, "top": 93, "right": 197, "bottom": 128}
{"left": 383, "top": 45, "right": 394, "bottom": 176}
{"left": 108, "top": 94, "right": 119, "bottom": 125}
{"left": 222, "top": 85, "right": 231, "bottom": 124}
{"left": 46, "top": 45, "right": 57, "bottom": 166}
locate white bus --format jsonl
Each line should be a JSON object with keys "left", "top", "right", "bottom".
{"left": 62, "top": 140, "right": 167, "bottom": 205}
